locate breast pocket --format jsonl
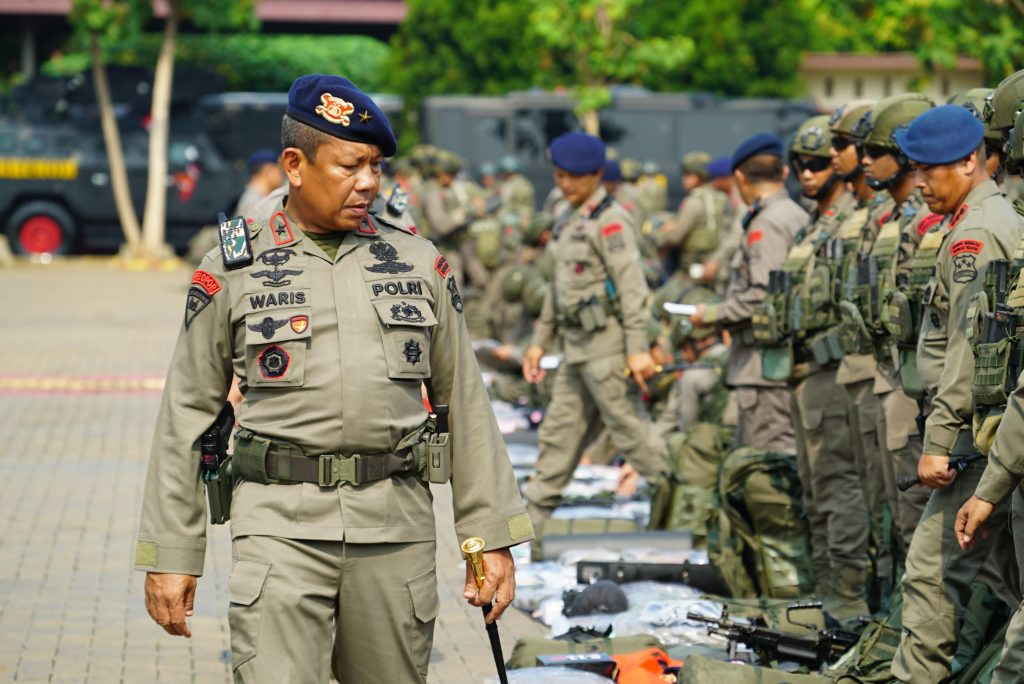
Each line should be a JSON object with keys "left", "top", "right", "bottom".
{"left": 372, "top": 299, "right": 437, "bottom": 380}
{"left": 244, "top": 307, "right": 312, "bottom": 388}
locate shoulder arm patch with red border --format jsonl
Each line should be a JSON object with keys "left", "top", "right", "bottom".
{"left": 601, "top": 223, "right": 623, "bottom": 237}
{"left": 191, "top": 270, "right": 222, "bottom": 296}
{"left": 950, "top": 239, "right": 984, "bottom": 256}
{"left": 747, "top": 229, "right": 764, "bottom": 246}
{"left": 434, "top": 255, "right": 451, "bottom": 278}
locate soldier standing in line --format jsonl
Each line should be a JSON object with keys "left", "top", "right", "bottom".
{"left": 522, "top": 131, "right": 669, "bottom": 527}
{"left": 690, "top": 134, "right": 806, "bottom": 453}
{"left": 755, "top": 116, "right": 868, "bottom": 616}
{"left": 890, "top": 104, "right": 1023, "bottom": 683}
{"left": 497, "top": 154, "right": 536, "bottom": 228}
{"left": 135, "top": 74, "right": 533, "bottom": 683}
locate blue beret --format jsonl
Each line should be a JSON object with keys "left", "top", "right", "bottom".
{"left": 603, "top": 158, "right": 623, "bottom": 182}
{"left": 707, "top": 155, "right": 732, "bottom": 179}
{"left": 247, "top": 148, "right": 279, "bottom": 168}
{"left": 731, "top": 133, "right": 784, "bottom": 172}
{"left": 286, "top": 74, "right": 397, "bottom": 157}
{"left": 894, "top": 104, "right": 984, "bottom": 165}
{"left": 550, "top": 132, "right": 606, "bottom": 174}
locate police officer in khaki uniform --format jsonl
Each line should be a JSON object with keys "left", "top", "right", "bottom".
{"left": 891, "top": 105, "right": 1023, "bottom": 683}
{"left": 134, "top": 75, "right": 533, "bottom": 684}
{"left": 497, "top": 154, "right": 536, "bottom": 228}
{"left": 522, "top": 131, "right": 669, "bottom": 526}
{"left": 691, "top": 134, "right": 807, "bottom": 453}
{"left": 767, "top": 116, "right": 868, "bottom": 615}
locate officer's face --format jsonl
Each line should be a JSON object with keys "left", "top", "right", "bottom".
{"left": 830, "top": 135, "right": 859, "bottom": 176}
{"left": 682, "top": 173, "right": 702, "bottom": 192}
{"left": 912, "top": 153, "right": 978, "bottom": 215}
{"left": 554, "top": 168, "right": 603, "bottom": 207}
{"left": 284, "top": 137, "right": 382, "bottom": 232}
{"left": 861, "top": 146, "right": 900, "bottom": 183}
{"left": 793, "top": 155, "right": 833, "bottom": 198}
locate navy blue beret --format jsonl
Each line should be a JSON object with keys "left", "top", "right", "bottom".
{"left": 550, "top": 132, "right": 606, "bottom": 174}
{"left": 731, "top": 133, "right": 784, "bottom": 172}
{"left": 707, "top": 155, "right": 732, "bottom": 179}
{"left": 894, "top": 104, "right": 984, "bottom": 165}
{"left": 247, "top": 148, "right": 279, "bottom": 168}
{"left": 286, "top": 74, "right": 397, "bottom": 157}
{"left": 603, "top": 158, "right": 623, "bottom": 182}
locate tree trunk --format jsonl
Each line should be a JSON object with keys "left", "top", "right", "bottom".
{"left": 140, "top": 4, "right": 178, "bottom": 260}
{"left": 90, "top": 34, "right": 142, "bottom": 258}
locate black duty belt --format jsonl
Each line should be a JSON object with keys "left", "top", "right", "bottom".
{"left": 234, "top": 428, "right": 418, "bottom": 486}
{"left": 951, "top": 429, "right": 982, "bottom": 458}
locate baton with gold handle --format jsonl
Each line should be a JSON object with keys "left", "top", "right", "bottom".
{"left": 461, "top": 537, "right": 509, "bottom": 684}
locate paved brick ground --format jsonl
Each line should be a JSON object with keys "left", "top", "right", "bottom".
{"left": 0, "top": 259, "right": 544, "bottom": 684}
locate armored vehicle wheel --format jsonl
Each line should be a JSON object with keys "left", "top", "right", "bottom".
{"left": 5, "top": 201, "right": 77, "bottom": 255}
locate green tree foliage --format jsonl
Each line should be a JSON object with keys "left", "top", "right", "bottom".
{"left": 44, "top": 33, "right": 390, "bottom": 93}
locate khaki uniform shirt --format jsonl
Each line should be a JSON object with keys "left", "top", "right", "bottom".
{"left": 498, "top": 173, "right": 536, "bottom": 224}
{"left": 705, "top": 188, "right": 807, "bottom": 387}
{"left": 658, "top": 186, "right": 728, "bottom": 261}
{"left": 531, "top": 186, "right": 650, "bottom": 364}
{"left": 919, "top": 180, "right": 1024, "bottom": 455}
{"left": 977, "top": 371, "right": 1024, "bottom": 502}
{"left": 134, "top": 195, "right": 532, "bottom": 576}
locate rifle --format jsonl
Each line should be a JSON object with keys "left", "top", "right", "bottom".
{"left": 687, "top": 604, "right": 859, "bottom": 669}
{"left": 200, "top": 402, "right": 235, "bottom": 524}
{"left": 577, "top": 559, "right": 729, "bottom": 595}
{"left": 896, "top": 453, "right": 986, "bottom": 492}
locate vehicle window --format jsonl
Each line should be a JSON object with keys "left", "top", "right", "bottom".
{"left": 468, "top": 115, "right": 508, "bottom": 163}
{"left": 168, "top": 141, "right": 199, "bottom": 168}
{"left": 513, "top": 108, "right": 576, "bottom": 163}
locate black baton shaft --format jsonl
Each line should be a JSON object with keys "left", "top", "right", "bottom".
{"left": 482, "top": 603, "right": 508, "bottom": 684}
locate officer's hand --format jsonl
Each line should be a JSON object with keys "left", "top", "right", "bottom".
{"left": 626, "top": 352, "right": 657, "bottom": 394}
{"left": 145, "top": 572, "right": 197, "bottom": 638}
{"left": 918, "top": 453, "right": 955, "bottom": 489}
{"left": 463, "top": 547, "right": 516, "bottom": 624}
{"left": 956, "top": 495, "right": 996, "bottom": 550}
{"left": 700, "top": 260, "right": 719, "bottom": 284}
{"left": 690, "top": 303, "right": 707, "bottom": 327}
{"left": 523, "top": 345, "right": 545, "bottom": 384}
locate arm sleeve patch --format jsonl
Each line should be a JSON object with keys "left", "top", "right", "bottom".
{"left": 601, "top": 223, "right": 623, "bottom": 237}
{"left": 950, "top": 239, "right": 984, "bottom": 256}
{"left": 191, "top": 270, "right": 222, "bottom": 296}
{"left": 434, "top": 255, "right": 451, "bottom": 278}
{"left": 747, "top": 229, "right": 764, "bottom": 246}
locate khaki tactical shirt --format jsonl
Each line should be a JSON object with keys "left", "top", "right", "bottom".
{"left": 134, "top": 195, "right": 532, "bottom": 576}
{"left": 531, "top": 186, "right": 650, "bottom": 364}
{"left": 705, "top": 188, "right": 807, "bottom": 387}
{"left": 919, "top": 180, "right": 1024, "bottom": 455}
{"left": 658, "top": 185, "right": 728, "bottom": 265}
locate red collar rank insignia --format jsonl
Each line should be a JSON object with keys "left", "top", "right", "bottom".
{"left": 218, "top": 212, "right": 253, "bottom": 270}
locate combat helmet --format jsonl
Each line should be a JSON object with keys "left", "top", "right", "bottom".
{"left": 829, "top": 100, "right": 874, "bottom": 180}
{"left": 524, "top": 212, "right": 553, "bottom": 247}
{"left": 435, "top": 149, "right": 462, "bottom": 176}
{"left": 500, "top": 266, "right": 529, "bottom": 303}
{"left": 857, "top": 93, "right": 934, "bottom": 189}
{"left": 620, "top": 158, "right": 641, "bottom": 182}
{"left": 949, "top": 88, "right": 1002, "bottom": 145}
{"left": 669, "top": 286, "right": 721, "bottom": 349}
{"left": 985, "top": 68, "right": 1024, "bottom": 136}
{"left": 681, "top": 151, "right": 711, "bottom": 179}
{"left": 498, "top": 154, "right": 523, "bottom": 174}
{"left": 1005, "top": 108, "right": 1024, "bottom": 175}
{"left": 521, "top": 272, "right": 549, "bottom": 317}
{"left": 789, "top": 115, "right": 837, "bottom": 199}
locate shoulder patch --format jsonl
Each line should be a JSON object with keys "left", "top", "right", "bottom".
{"left": 191, "top": 270, "right": 221, "bottom": 296}
{"left": 917, "top": 213, "right": 943, "bottom": 236}
{"left": 269, "top": 211, "right": 294, "bottom": 245}
{"left": 601, "top": 223, "right": 623, "bottom": 237}
{"left": 747, "top": 229, "right": 764, "bottom": 246}
{"left": 951, "top": 239, "right": 984, "bottom": 256}
{"left": 434, "top": 255, "right": 451, "bottom": 278}
{"left": 950, "top": 204, "right": 969, "bottom": 228}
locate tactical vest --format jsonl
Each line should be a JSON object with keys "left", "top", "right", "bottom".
{"left": 680, "top": 186, "right": 727, "bottom": 263}
{"left": 880, "top": 225, "right": 946, "bottom": 398}
{"left": 835, "top": 205, "right": 878, "bottom": 356}
{"left": 967, "top": 236, "right": 1024, "bottom": 453}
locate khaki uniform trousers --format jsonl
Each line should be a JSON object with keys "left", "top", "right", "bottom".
{"left": 892, "top": 460, "right": 1016, "bottom": 683}
{"left": 734, "top": 385, "right": 795, "bottom": 454}
{"left": 876, "top": 387, "right": 928, "bottom": 552}
{"left": 992, "top": 486, "right": 1024, "bottom": 684}
{"left": 229, "top": 535, "right": 437, "bottom": 684}
{"left": 846, "top": 378, "right": 894, "bottom": 587}
{"left": 791, "top": 366, "right": 868, "bottom": 584}
{"left": 526, "top": 353, "right": 667, "bottom": 514}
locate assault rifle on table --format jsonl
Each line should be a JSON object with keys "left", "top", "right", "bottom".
{"left": 687, "top": 603, "right": 860, "bottom": 669}
{"left": 577, "top": 559, "right": 729, "bottom": 595}
{"left": 896, "top": 453, "right": 986, "bottom": 491}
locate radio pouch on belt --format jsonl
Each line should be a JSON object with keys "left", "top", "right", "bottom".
{"left": 426, "top": 404, "right": 453, "bottom": 484}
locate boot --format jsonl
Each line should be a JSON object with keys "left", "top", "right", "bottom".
{"left": 824, "top": 565, "right": 870, "bottom": 622}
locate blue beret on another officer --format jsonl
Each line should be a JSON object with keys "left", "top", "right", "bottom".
{"left": 603, "top": 158, "right": 624, "bottom": 182}
{"left": 894, "top": 103, "right": 985, "bottom": 165}
{"left": 247, "top": 148, "right": 279, "bottom": 169}
{"left": 707, "top": 155, "right": 732, "bottom": 179}
{"left": 550, "top": 132, "right": 606, "bottom": 174}
{"left": 731, "top": 133, "right": 784, "bottom": 172}
{"left": 286, "top": 74, "right": 397, "bottom": 157}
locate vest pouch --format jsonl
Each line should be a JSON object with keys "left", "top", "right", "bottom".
{"left": 752, "top": 301, "right": 782, "bottom": 345}
{"left": 761, "top": 343, "right": 793, "bottom": 382}
{"left": 838, "top": 301, "right": 871, "bottom": 355}
{"left": 882, "top": 290, "right": 916, "bottom": 345}
{"left": 807, "top": 331, "right": 843, "bottom": 367}
{"left": 576, "top": 297, "right": 607, "bottom": 332}
{"left": 972, "top": 339, "right": 1015, "bottom": 408}
{"left": 973, "top": 409, "right": 1004, "bottom": 456}
{"left": 897, "top": 346, "right": 924, "bottom": 400}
